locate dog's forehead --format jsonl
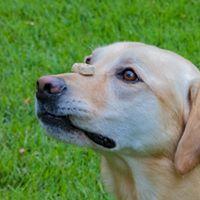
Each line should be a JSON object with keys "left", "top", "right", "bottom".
{"left": 92, "top": 42, "right": 135, "bottom": 67}
{"left": 91, "top": 42, "right": 198, "bottom": 81}
{"left": 88, "top": 42, "right": 200, "bottom": 108}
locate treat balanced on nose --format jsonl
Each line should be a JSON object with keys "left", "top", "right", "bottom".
{"left": 72, "top": 63, "right": 95, "bottom": 76}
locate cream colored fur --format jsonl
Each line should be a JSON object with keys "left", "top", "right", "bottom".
{"left": 37, "top": 42, "right": 200, "bottom": 200}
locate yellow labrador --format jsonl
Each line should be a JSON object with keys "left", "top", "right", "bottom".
{"left": 36, "top": 42, "right": 200, "bottom": 200}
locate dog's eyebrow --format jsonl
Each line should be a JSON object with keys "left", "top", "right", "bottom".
{"left": 117, "top": 58, "right": 136, "bottom": 66}
{"left": 115, "top": 57, "right": 157, "bottom": 87}
{"left": 116, "top": 57, "right": 143, "bottom": 73}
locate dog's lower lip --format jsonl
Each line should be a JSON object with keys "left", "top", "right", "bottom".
{"left": 84, "top": 131, "right": 116, "bottom": 149}
{"left": 69, "top": 121, "right": 116, "bottom": 149}
{"left": 38, "top": 112, "right": 116, "bottom": 149}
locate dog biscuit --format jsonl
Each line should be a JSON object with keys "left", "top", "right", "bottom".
{"left": 72, "top": 63, "right": 95, "bottom": 75}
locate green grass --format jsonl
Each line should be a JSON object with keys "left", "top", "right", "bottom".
{"left": 0, "top": 0, "right": 199, "bottom": 199}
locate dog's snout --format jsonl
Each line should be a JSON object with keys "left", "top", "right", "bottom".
{"left": 36, "top": 76, "right": 67, "bottom": 101}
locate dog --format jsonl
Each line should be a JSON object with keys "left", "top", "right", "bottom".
{"left": 36, "top": 42, "right": 200, "bottom": 200}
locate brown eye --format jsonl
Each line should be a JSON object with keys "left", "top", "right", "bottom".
{"left": 123, "top": 69, "right": 138, "bottom": 82}
{"left": 85, "top": 56, "right": 91, "bottom": 64}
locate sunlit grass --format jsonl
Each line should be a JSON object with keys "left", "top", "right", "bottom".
{"left": 0, "top": 0, "right": 199, "bottom": 199}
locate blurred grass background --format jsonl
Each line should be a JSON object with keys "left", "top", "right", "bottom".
{"left": 0, "top": 0, "right": 199, "bottom": 199}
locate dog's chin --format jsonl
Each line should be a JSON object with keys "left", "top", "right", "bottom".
{"left": 37, "top": 112, "right": 116, "bottom": 149}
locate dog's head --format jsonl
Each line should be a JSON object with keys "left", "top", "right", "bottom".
{"left": 36, "top": 42, "right": 200, "bottom": 174}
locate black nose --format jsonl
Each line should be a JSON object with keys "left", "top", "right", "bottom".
{"left": 36, "top": 76, "right": 67, "bottom": 101}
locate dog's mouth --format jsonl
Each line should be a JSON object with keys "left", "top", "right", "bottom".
{"left": 37, "top": 112, "right": 116, "bottom": 149}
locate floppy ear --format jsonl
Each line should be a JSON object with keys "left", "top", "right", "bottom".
{"left": 175, "top": 80, "right": 200, "bottom": 174}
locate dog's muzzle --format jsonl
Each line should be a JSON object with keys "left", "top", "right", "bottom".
{"left": 36, "top": 75, "right": 116, "bottom": 149}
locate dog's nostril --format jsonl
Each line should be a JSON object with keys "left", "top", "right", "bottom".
{"left": 45, "top": 83, "right": 67, "bottom": 94}
{"left": 43, "top": 83, "right": 53, "bottom": 93}
{"left": 36, "top": 76, "right": 67, "bottom": 101}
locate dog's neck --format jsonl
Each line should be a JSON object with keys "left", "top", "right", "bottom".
{"left": 101, "top": 153, "right": 200, "bottom": 200}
